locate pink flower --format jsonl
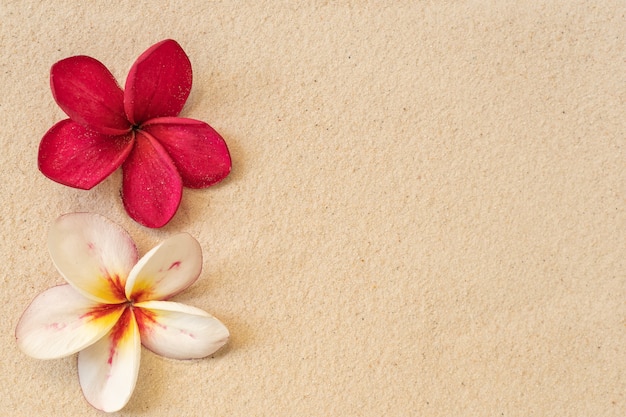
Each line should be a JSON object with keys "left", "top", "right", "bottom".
{"left": 38, "top": 40, "right": 231, "bottom": 228}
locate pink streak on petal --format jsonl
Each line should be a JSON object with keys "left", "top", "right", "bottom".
{"left": 124, "top": 233, "right": 202, "bottom": 302}
{"left": 106, "top": 308, "right": 132, "bottom": 365}
{"left": 124, "top": 39, "right": 192, "bottom": 125}
{"left": 51, "top": 56, "right": 130, "bottom": 135}
{"left": 78, "top": 307, "right": 140, "bottom": 413}
{"left": 121, "top": 130, "right": 182, "bottom": 228}
{"left": 143, "top": 117, "right": 232, "bottom": 188}
{"left": 15, "top": 284, "right": 124, "bottom": 360}
{"left": 134, "top": 307, "right": 166, "bottom": 335}
{"left": 134, "top": 301, "right": 229, "bottom": 360}
{"left": 38, "top": 119, "right": 134, "bottom": 190}
{"left": 48, "top": 213, "right": 138, "bottom": 304}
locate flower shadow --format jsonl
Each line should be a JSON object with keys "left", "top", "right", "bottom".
{"left": 160, "top": 127, "right": 246, "bottom": 231}
{"left": 121, "top": 350, "right": 165, "bottom": 414}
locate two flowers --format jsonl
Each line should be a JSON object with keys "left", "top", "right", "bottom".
{"left": 17, "top": 40, "right": 231, "bottom": 412}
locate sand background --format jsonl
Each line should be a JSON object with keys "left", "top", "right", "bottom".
{"left": 1, "top": 1, "right": 625, "bottom": 416}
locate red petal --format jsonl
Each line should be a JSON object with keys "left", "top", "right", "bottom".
{"left": 38, "top": 120, "right": 134, "bottom": 189}
{"left": 51, "top": 56, "right": 130, "bottom": 135}
{"left": 121, "top": 131, "right": 182, "bottom": 228}
{"left": 143, "top": 117, "right": 231, "bottom": 188}
{"left": 124, "top": 39, "right": 192, "bottom": 125}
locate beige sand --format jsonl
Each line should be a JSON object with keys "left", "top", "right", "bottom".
{"left": 1, "top": 1, "right": 624, "bottom": 416}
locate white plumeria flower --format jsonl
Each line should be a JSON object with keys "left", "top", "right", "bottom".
{"left": 16, "top": 213, "right": 229, "bottom": 412}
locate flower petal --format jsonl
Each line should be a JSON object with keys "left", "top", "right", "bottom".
{"left": 51, "top": 55, "right": 130, "bottom": 135}
{"left": 121, "top": 131, "right": 182, "bottom": 228}
{"left": 38, "top": 119, "right": 134, "bottom": 190}
{"left": 125, "top": 233, "right": 202, "bottom": 302}
{"left": 48, "top": 213, "right": 138, "bottom": 303}
{"left": 15, "top": 285, "right": 124, "bottom": 360}
{"left": 78, "top": 308, "right": 141, "bottom": 412}
{"left": 143, "top": 117, "right": 232, "bottom": 188}
{"left": 124, "top": 39, "right": 192, "bottom": 125}
{"left": 134, "top": 300, "right": 229, "bottom": 359}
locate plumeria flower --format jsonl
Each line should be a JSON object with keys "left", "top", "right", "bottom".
{"left": 38, "top": 40, "right": 232, "bottom": 228}
{"left": 16, "top": 213, "right": 229, "bottom": 412}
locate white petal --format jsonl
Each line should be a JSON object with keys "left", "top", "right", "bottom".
{"left": 78, "top": 308, "right": 141, "bottom": 413}
{"left": 134, "top": 300, "right": 229, "bottom": 359}
{"left": 125, "top": 233, "right": 202, "bottom": 302}
{"left": 48, "top": 213, "right": 138, "bottom": 303}
{"left": 15, "top": 285, "right": 124, "bottom": 359}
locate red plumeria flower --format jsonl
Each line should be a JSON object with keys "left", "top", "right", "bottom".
{"left": 38, "top": 40, "right": 231, "bottom": 228}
